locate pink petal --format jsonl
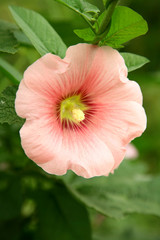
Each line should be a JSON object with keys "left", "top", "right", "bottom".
{"left": 100, "top": 80, "right": 143, "bottom": 105}
{"left": 64, "top": 44, "right": 128, "bottom": 98}
{"left": 20, "top": 116, "right": 114, "bottom": 178}
{"left": 22, "top": 53, "right": 68, "bottom": 99}
{"left": 15, "top": 80, "right": 53, "bottom": 119}
{"left": 93, "top": 101, "right": 146, "bottom": 170}
{"left": 40, "top": 131, "right": 115, "bottom": 178}
{"left": 20, "top": 117, "right": 69, "bottom": 175}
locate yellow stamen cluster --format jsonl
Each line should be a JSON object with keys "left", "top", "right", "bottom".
{"left": 72, "top": 109, "right": 85, "bottom": 122}
{"left": 60, "top": 95, "right": 87, "bottom": 124}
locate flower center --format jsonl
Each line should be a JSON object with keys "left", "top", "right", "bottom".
{"left": 60, "top": 95, "right": 87, "bottom": 123}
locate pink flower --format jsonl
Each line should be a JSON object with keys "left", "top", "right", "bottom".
{"left": 15, "top": 44, "right": 146, "bottom": 178}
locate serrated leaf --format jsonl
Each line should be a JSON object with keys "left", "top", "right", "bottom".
{"left": 0, "top": 20, "right": 19, "bottom": 54}
{"left": 0, "top": 86, "right": 24, "bottom": 125}
{"left": 54, "top": 0, "right": 100, "bottom": 22}
{"left": 9, "top": 6, "right": 67, "bottom": 58}
{"left": 66, "top": 162, "right": 160, "bottom": 219}
{"left": 121, "top": 52, "right": 150, "bottom": 72}
{"left": 74, "top": 28, "right": 95, "bottom": 41}
{"left": 0, "top": 57, "right": 22, "bottom": 84}
{"left": 101, "top": 6, "right": 148, "bottom": 47}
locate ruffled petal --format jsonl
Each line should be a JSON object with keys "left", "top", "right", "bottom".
{"left": 40, "top": 130, "right": 115, "bottom": 178}
{"left": 20, "top": 116, "right": 115, "bottom": 178}
{"left": 92, "top": 101, "right": 146, "bottom": 170}
{"left": 64, "top": 44, "right": 128, "bottom": 98}
{"left": 15, "top": 80, "right": 54, "bottom": 120}
{"left": 99, "top": 80, "right": 143, "bottom": 105}
{"left": 20, "top": 117, "right": 69, "bottom": 175}
{"left": 22, "top": 53, "right": 68, "bottom": 99}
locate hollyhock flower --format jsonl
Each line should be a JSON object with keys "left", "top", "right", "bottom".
{"left": 15, "top": 44, "right": 146, "bottom": 178}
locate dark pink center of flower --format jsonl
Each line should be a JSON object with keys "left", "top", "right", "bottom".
{"left": 56, "top": 92, "right": 95, "bottom": 131}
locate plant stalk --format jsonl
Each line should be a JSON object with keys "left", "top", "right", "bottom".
{"left": 97, "top": 0, "right": 119, "bottom": 35}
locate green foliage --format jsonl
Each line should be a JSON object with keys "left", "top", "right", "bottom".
{"left": 0, "top": 173, "right": 22, "bottom": 220}
{"left": 0, "top": 57, "right": 22, "bottom": 84}
{"left": 0, "top": 86, "right": 24, "bottom": 125}
{"left": 53, "top": 181, "right": 92, "bottom": 240}
{"left": 96, "top": 0, "right": 119, "bottom": 35}
{"left": 65, "top": 162, "right": 160, "bottom": 219}
{"left": 0, "top": 168, "right": 91, "bottom": 240}
{"left": 35, "top": 181, "right": 91, "bottom": 240}
{"left": 92, "top": 214, "right": 160, "bottom": 240}
{"left": 35, "top": 190, "right": 71, "bottom": 240}
{"left": 103, "top": 0, "right": 115, "bottom": 8}
{"left": 103, "top": 0, "right": 108, "bottom": 7}
{"left": 74, "top": 6, "right": 148, "bottom": 48}
{"left": 0, "top": 20, "right": 19, "bottom": 54}
{"left": 54, "top": 0, "right": 100, "bottom": 22}
{"left": 100, "top": 6, "right": 148, "bottom": 47}
{"left": 120, "top": 53, "right": 150, "bottom": 72}
{"left": 0, "top": 19, "right": 32, "bottom": 51}
{"left": 74, "top": 28, "right": 95, "bottom": 42}
{"left": 14, "top": 30, "right": 32, "bottom": 47}
{"left": 9, "top": 6, "right": 67, "bottom": 58}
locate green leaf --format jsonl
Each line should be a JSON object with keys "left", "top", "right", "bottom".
{"left": 103, "top": 0, "right": 113, "bottom": 8}
{"left": 14, "top": 30, "right": 32, "bottom": 47}
{"left": 101, "top": 6, "right": 148, "bottom": 48}
{"left": 35, "top": 182, "right": 91, "bottom": 240}
{"left": 66, "top": 162, "right": 160, "bottom": 219}
{"left": 9, "top": 6, "right": 67, "bottom": 58}
{"left": 54, "top": 181, "right": 92, "bottom": 240}
{"left": 0, "top": 86, "right": 24, "bottom": 125}
{"left": 0, "top": 57, "right": 22, "bottom": 84}
{"left": 54, "top": 0, "right": 100, "bottom": 22}
{"left": 73, "top": 12, "right": 107, "bottom": 42}
{"left": 121, "top": 52, "right": 150, "bottom": 72}
{"left": 35, "top": 191, "right": 71, "bottom": 240}
{"left": 0, "top": 20, "right": 19, "bottom": 54}
{"left": 74, "top": 28, "right": 95, "bottom": 41}
{"left": 0, "top": 20, "right": 32, "bottom": 49}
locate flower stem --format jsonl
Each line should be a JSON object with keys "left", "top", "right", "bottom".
{"left": 83, "top": 16, "right": 97, "bottom": 33}
{"left": 96, "top": 0, "right": 119, "bottom": 35}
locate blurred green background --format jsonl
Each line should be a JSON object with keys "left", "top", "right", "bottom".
{"left": 0, "top": 0, "right": 160, "bottom": 239}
